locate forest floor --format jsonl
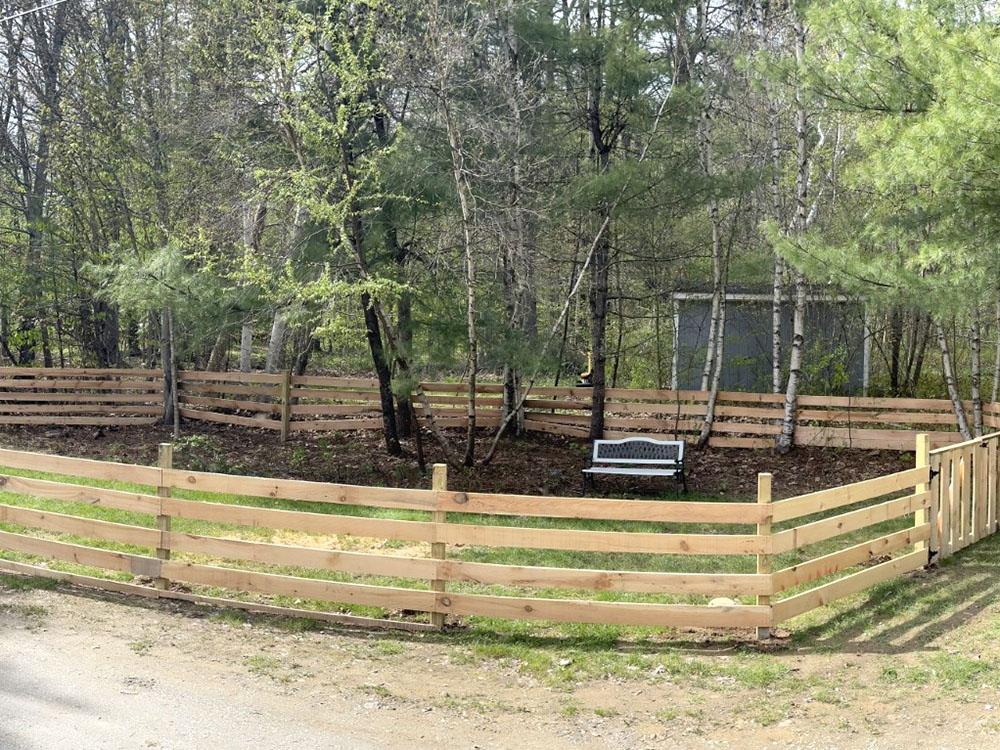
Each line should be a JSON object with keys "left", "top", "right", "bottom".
{"left": 0, "top": 422, "right": 914, "bottom": 500}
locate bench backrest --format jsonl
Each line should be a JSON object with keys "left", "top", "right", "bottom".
{"left": 592, "top": 437, "right": 684, "bottom": 465}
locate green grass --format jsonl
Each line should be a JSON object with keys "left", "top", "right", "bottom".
{"left": 129, "top": 638, "right": 154, "bottom": 656}
{"left": 0, "top": 573, "right": 57, "bottom": 591}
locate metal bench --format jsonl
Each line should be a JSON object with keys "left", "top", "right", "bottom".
{"left": 582, "top": 437, "right": 687, "bottom": 494}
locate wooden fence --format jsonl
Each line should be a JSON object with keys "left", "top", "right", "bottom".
{"left": 176, "top": 371, "right": 507, "bottom": 439}
{"left": 0, "top": 434, "right": 972, "bottom": 636}
{"left": 2, "top": 367, "right": 999, "bottom": 451}
{"left": 0, "top": 445, "right": 773, "bottom": 631}
{"left": 177, "top": 370, "right": 994, "bottom": 451}
{"left": 0, "top": 368, "right": 163, "bottom": 426}
{"left": 524, "top": 388, "right": 997, "bottom": 450}
{"left": 765, "top": 440, "right": 932, "bottom": 628}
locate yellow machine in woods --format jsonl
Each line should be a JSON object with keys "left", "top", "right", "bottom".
{"left": 577, "top": 352, "right": 593, "bottom": 387}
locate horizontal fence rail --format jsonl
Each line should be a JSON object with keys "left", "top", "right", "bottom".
{"left": 1, "top": 432, "right": 997, "bottom": 635}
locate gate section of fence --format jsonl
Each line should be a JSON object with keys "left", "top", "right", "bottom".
{"left": 928, "top": 431, "right": 1000, "bottom": 561}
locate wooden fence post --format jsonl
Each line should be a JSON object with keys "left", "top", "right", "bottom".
{"left": 430, "top": 463, "right": 448, "bottom": 629}
{"left": 279, "top": 370, "right": 292, "bottom": 443}
{"left": 756, "top": 472, "right": 772, "bottom": 641}
{"left": 915, "top": 433, "right": 929, "bottom": 555}
{"left": 990, "top": 435, "right": 999, "bottom": 534}
{"left": 155, "top": 442, "right": 173, "bottom": 591}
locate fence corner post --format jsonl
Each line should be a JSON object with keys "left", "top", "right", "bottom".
{"left": 915, "top": 433, "right": 930, "bottom": 556}
{"left": 756, "top": 472, "right": 773, "bottom": 641}
{"left": 279, "top": 370, "right": 292, "bottom": 444}
{"left": 430, "top": 463, "right": 448, "bottom": 629}
{"left": 155, "top": 442, "right": 174, "bottom": 591}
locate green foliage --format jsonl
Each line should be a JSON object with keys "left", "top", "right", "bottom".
{"left": 778, "top": 0, "right": 1000, "bottom": 319}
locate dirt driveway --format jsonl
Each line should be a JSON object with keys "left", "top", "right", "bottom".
{"left": 4, "top": 560, "right": 1000, "bottom": 750}
{"left": 0, "top": 585, "right": 645, "bottom": 750}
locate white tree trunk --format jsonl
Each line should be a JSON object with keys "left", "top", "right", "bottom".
{"left": 771, "top": 257, "right": 784, "bottom": 393}
{"left": 697, "top": 294, "right": 726, "bottom": 449}
{"left": 937, "top": 319, "right": 971, "bottom": 440}
{"left": 700, "top": 292, "right": 720, "bottom": 393}
{"left": 768, "top": 82, "right": 784, "bottom": 394}
{"left": 440, "top": 97, "right": 478, "bottom": 466}
{"left": 698, "top": 99, "right": 724, "bottom": 396}
{"left": 776, "top": 272, "right": 806, "bottom": 453}
{"left": 265, "top": 311, "right": 287, "bottom": 374}
{"left": 776, "top": 17, "right": 810, "bottom": 455}
{"left": 670, "top": 297, "right": 680, "bottom": 390}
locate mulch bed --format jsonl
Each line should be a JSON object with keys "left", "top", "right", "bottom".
{"left": 0, "top": 423, "right": 915, "bottom": 500}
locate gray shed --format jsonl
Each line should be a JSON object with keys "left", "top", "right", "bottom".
{"left": 670, "top": 292, "right": 870, "bottom": 395}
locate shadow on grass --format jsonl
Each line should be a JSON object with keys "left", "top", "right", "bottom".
{"left": 788, "top": 533, "right": 1000, "bottom": 654}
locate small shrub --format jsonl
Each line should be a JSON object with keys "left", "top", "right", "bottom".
{"left": 174, "top": 435, "right": 239, "bottom": 474}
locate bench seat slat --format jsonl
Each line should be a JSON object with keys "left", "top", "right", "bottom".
{"left": 583, "top": 467, "right": 680, "bottom": 477}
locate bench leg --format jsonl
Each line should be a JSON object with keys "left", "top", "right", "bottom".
{"left": 679, "top": 470, "right": 688, "bottom": 495}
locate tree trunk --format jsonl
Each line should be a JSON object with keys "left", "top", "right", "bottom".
{"left": 700, "top": 293, "right": 720, "bottom": 392}
{"left": 502, "top": 365, "right": 524, "bottom": 437}
{"left": 372, "top": 102, "right": 413, "bottom": 440}
{"left": 362, "top": 292, "right": 401, "bottom": 456}
{"left": 610, "top": 258, "right": 625, "bottom": 388}
{"left": 767, "top": 62, "right": 784, "bottom": 395}
{"left": 888, "top": 307, "right": 903, "bottom": 395}
{"left": 264, "top": 311, "right": 287, "bottom": 373}
{"left": 697, "top": 293, "right": 726, "bottom": 449}
{"left": 206, "top": 327, "right": 230, "bottom": 372}
{"left": 160, "top": 306, "right": 174, "bottom": 426}
{"left": 698, "top": 103, "right": 723, "bottom": 396}
{"left": 776, "top": 17, "right": 810, "bottom": 455}
{"left": 395, "top": 290, "right": 414, "bottom": 439}
{"left": 589, "top": 221, "right": 610, "bottom": 441}
{"left": 971, "top": 312, "right": 984, "bottom": 436}
{"left": 239, "top": 321, "right": 253, "bottom": 372}
{"left": 937, "top": 319, "right": 971, "bottom": 439}
{"left": 992, "top": 297, "right": 1000, "bottom": 403}
{"left": 291, "top": 327, "right": 315, "bottom": 376}
{"left": 771, "top": 257, "right": 784, "bottom": 393}
{"left": 908, "top": 313, "right": 932, "bottom": 396}
{"left": 697, "top": 99, "right": 727, "bottom": 445}
{"left": 553, "top": 230, "right": 580, "bottom": 387}
{"left": 168, "top": 308, "right": 180, "bottom": 438}
{"left": 776, "top": 272, "right": 807, "bottom": 453}
{"left": 440, "top": 96, "right": 478, "bottom": 467}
